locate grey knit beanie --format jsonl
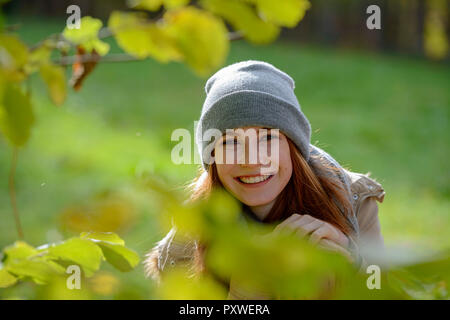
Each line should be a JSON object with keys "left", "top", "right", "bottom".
{"left": 196, "top": 60, "right": 311, "bottom": 169}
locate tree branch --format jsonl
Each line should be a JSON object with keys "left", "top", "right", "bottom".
{"left": 54, "top": 53, "right": 140, "bottom": 66}
{"left": 53, "top": 31, "right": 244, "bottom": 66}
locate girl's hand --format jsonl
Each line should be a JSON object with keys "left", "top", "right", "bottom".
{"left": 273, "top": 214, "right": 353, "bottom": 261}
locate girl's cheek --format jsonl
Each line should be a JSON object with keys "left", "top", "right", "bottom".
{"left": 216, "top": 164, "right": 235, "bottom": 182}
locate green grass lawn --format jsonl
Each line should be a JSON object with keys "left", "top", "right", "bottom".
{"left": 0, "top": 16, "right": 449, "bottom": 298}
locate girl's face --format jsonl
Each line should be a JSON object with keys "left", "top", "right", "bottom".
{"left": 214, "top": 127, "right": 293, "bottom": 218}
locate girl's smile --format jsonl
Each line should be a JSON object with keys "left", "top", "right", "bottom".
{"left": 234, "top": 174, "right": 274, "bottom": 186}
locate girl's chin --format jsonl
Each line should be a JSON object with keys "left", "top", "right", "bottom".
{"left": 240, "top": 196, "right": 277, "bottom": 208}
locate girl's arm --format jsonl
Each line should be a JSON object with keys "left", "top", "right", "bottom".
{"left": 354, "top": 196, "right": 385, "bottom": 270}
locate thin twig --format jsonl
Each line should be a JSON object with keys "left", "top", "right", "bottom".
{"left": 54, "top": 53, "right": 140, "bottom": 66}
{"left": 9, "top": 147, "right": 24, "bottom": 240}
{"left": 4, "top": 24, "right": 22, "bottom": 32}
{"left": 228, "top": 31, "right": 244, "bottom": 41}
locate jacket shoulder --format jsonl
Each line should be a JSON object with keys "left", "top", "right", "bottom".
{"left": 144, "top": 228, "right": 197, "bottom": 279}
{"left": 342, "top": 170, "right": 386, "bottom": 213}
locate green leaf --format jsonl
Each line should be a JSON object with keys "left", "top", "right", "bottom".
{"left": 47, "top": 238, "right": 104, "bottom": 277}
{"left": 80, "top": 231, "right": 139, "bottom": 272}
{"left": 80, "top": 231, "right": 125, "bottom": 246}
{"left": 24, "top": 41, "right": 52, "bottom": 74}
{"left": 164, "top": 6, "right": 229, "bottom": 76}
{"left": 0, "top": 268, "right": 17, "bottom": 288}
{"left": 157, "top": 269, "right": 227, "bottom": 299}
{"left": 2, "top": 241, "right": 39, "bottom": 264}
{"left": 0, "top": 34, "right": 29, "bottom": 81}
{"left": 200, "top": 0, "right": 280, "bottom": 44}
{"left": 3, "top": 242, "right": 65, "bottom": 284}
{"left": 0, "top": 83, "right": 35, "bottom": 146}
{"left": 97, "top": 242, "right": 140, "bottom": 272}
{"left": 62, "top": 16, "right": 110, "bottom": 56}
{"left": 39, "top": 63, "right": 67, "bottom": 106}
{"left": 401, "top": 250, "right": 450, "bottom": 288}
{"left": 129, "top": 0, "right": 163, "bottom": 11}
{"left": 108, "top": 11, "right": 181, "bottom": 62}
{"left": 129, "top": 0, "right": 189, "bottom": 11}
{"left": 164, "top": 0, "right": 190, "bottom": 9}
{"left": 5, "top": 258, "right": 64, "bottom": 285}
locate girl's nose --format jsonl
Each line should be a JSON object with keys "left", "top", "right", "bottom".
{"left": 237, "top": 141, "right": 258, "bottom": 165}
{"left": 238, "top": 142, "right": 270, "bottom": 167}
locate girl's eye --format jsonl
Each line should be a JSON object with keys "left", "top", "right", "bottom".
{"left": 260, "top": 134, "right": 278, "bottom": 141}
{"left": 222, "top": 137, "right": 238, "bottom": 145}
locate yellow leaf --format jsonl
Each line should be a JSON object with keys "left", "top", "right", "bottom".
{"left": 424, "top": 0, "right": 449, "bottom": 60}
{"left": 40, "top": 63, "right": 67, "bottom": 106}
{"left": 0, "top": 268, "right": 17, "bottom": 288}
{"left": 88, "top": 271, "right": 120, "bottom": 295}
{"left": 164, "top": 6, "right": 229, "bottom": 76}
{"left": 59, "top": 193, "right": 137, "bottom": 233}
{"left": 129, "top": 0, "right": 189, "bottom": 10}
{"left": 108, "top": 11, "right": 181, "bottom": 62}
{"left": 0, "top": 34, "right": 28, "bottom": 82}
{"left": 200, "top": 0, "right": 280, "bottom": 44}
{"left": 128, "top": 0, "right": 163, "bottom": 11}
{"left": 24, "top": 42, "right": 52, "bottom": 74}
{"left": 3, "top": 241, "right": 39, "bottom": 265}
{"left": 164, "top": 0, "right": 190, "bottom": 9}
{"left": 62, "top": 16, "right": 110, "bottom": 56}
{"left": 247, "top": 0, "right": 311, "bottom": 27}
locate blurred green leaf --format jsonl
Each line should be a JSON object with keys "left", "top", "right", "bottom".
{"left": 39, "top": 63, "right": 67, "bottom": 106}
{"left": 0, "top": 33, "right": 28, "bottom": 81}
{"left": 59, "top": 192, "right": 137, "bottom": 233}
{"left": 424, "top": 0, "right": 449, "bottom": 60}
{"left": 403, "top": 250, "right": 450, "bottom": 284}
{"left": 0, "top": 268, "right": 18, "bottom": 288}
{"left": 157, "top": 268, "right": 227, "bottom": 299}
{"left": 164, "top": 0, "right": 190, "bottom": 9}
{"left": 0, "top": 83, "right": 35, "bottom": 146}
{"left": 35, "top": 275, "right": 93, "bottom": 300}
{"left": 88, "top": 271, "right": 120, "bottom": 296}
{"left": 24, "top": 41, "right": 52, "bottom": 74}
{"left": 130, "top": 0, "right": 189, "bottom": 11}
{"left": 129, "top": 0, "right": 163, "bottom": 11}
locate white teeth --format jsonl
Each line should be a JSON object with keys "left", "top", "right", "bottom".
{"left": 238, "top": 175, "right": 271, "bottom": 184}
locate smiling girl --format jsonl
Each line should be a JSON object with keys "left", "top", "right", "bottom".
{"left": 145, "top": 60, "right": 386, "bottom": 299}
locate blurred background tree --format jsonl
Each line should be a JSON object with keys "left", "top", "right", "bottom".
{"left": 4, "top": 0, "right": 449, "bottom": 60}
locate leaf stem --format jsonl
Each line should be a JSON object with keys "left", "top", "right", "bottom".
{"left": 9, "top": 147, "right": 24, "bottom": 240}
